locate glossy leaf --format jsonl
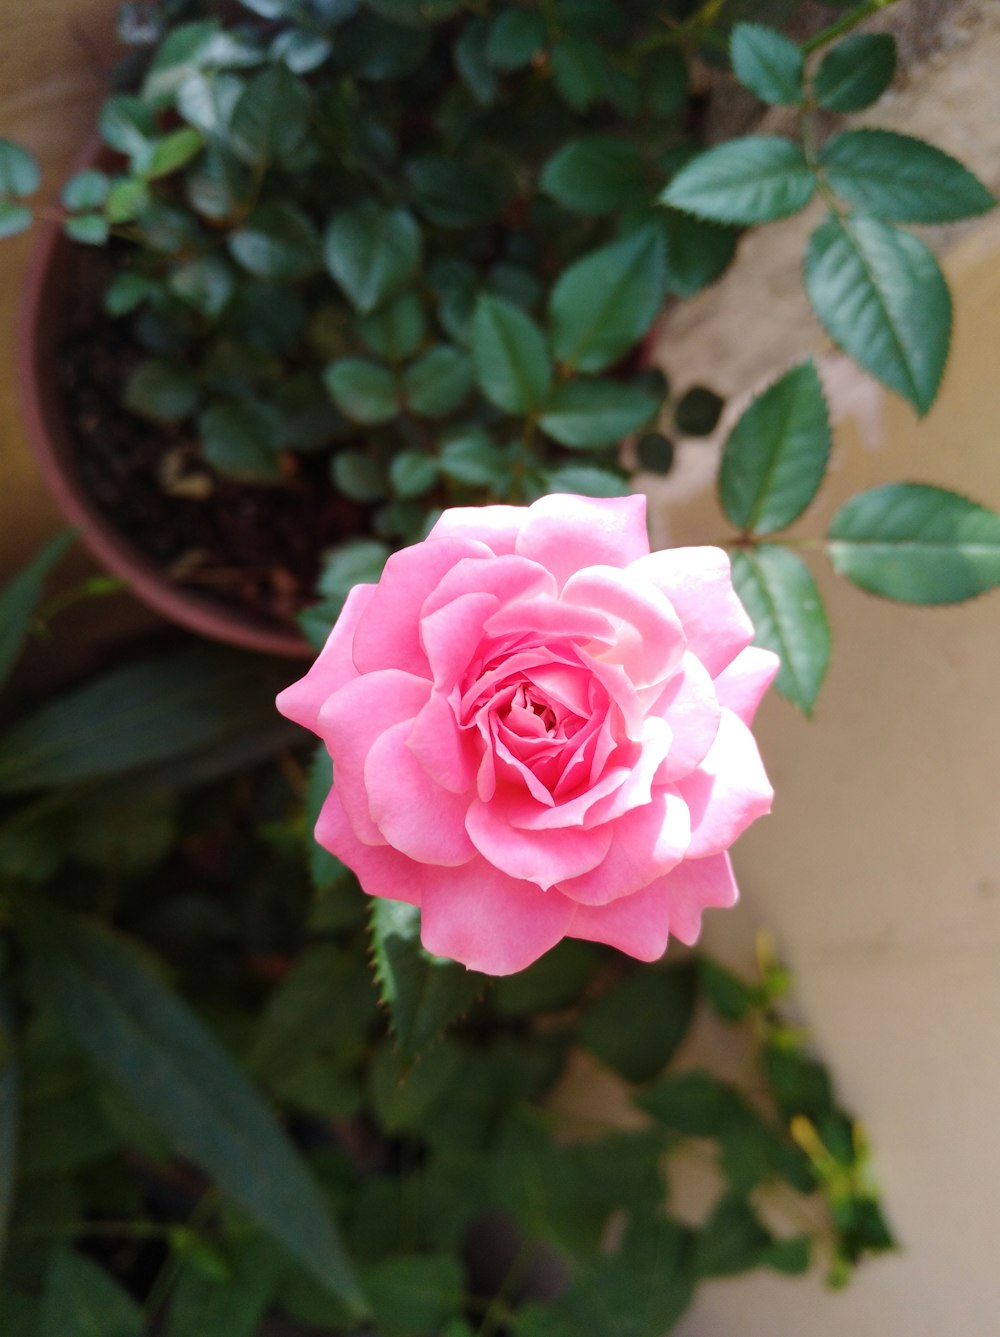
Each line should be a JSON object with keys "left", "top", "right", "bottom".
{"left": 827, "top": 483, "right": 1000, "bottom": 603}
{"left": 471, "top": 294, "right": 552, "bottom": 413}
{"left": 324, "top": 203, "right": 422, "bottom": 314}
{"left": 806, "top": 212, "right": 951, "bottom": 415}
{"left": 229, "top": 201, "right": 323, "bottom": 280}
{"left": 539, "top": 377, "right": 662, "bottom": 447}
{"left": 719, "top": 361, "right": 830, "bottom": 534}
{"left": 543, "top": 464, "right": 630, "bottom": 498}
{"left": 324, "top": 359, "right": 398, "bottom": 424}
{"left": 660, "top": 207, "right": 740, "bottom": 296}
{"left": 540, "top": 136, "right": 648, "bottom": 215}
{"left": 99, "top": 95, "right": 155, "bottom": 156}
{"left": 731, "top": 545, "right": 830, "bottom": 715}
{"left": 389, "top": 449, "right": 439, "bottom": 498}
{"left": 358, "top": 290, "right": 426, "bottom": 360}
{"left": 41, "top": 1249, "right": 144, "bottom": 1337}
{"left": 485, "top": 8, "right": 546, "bottom": 69}
{"left": 31, "top": 917, "right": 365, "bottom": 1311}
{"left": 730, "top": 23, "right": 803, "bottom": 106}
{"left": 820, "top": 130, "right": 995, "bottom": 224}
{"left": 662, "top": 136, "right": 815, "bottom": 224}
{"left": 549, "top": 225, "right": 666, "bottom": 373}
{"left": 814, "top": 33, "right": 896, "bottom": 112}
{"left": 139, "top": 127, "right": 204, "bottom": 180}
{"left": 0, "top": 531, "right": 73, "bottom": 694}
{"left": 370, "top": 900, "right": 486, "bottom": 1062}
{"left": 230, "top": 63, "right": 311, "bottom": 166}
{"left": 403, "top": 345, "right": 472, "bottom": 417}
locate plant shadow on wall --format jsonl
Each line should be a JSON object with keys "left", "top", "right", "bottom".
{"left": 0, "top": 539, "right": 893, "bottom": 1335}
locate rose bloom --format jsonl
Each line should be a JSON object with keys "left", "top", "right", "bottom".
{"left": 278, "top": 494, "right": 778, "bottom": 975}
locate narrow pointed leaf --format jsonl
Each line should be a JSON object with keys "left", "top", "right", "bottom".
{"left": 820, "top": 130, "right": 995, "bottom": 224}
{"left": 731, "top": 546, "right": 830, "bottom": 715}
{"left": 827, "top": 483, "right": 1000, "bottom": 604}
{"left": 804, "top": 212, "right": 951, "bottom": 415}
{"left": 0, "top": 531, "right": 73, "bottom": 694}
{"left": 814, "top": 34, "right": 896, "bottom": 112}
{"left": 30, "top": 917, "right": 366, "bottom": 1312}
{"left": 662, "top": 137, "right": 815, "bottom": 224}
{"left": 730, "top": 24, "right": 803, "bottom": 106}
{"left": 719, "top": 361, "right": 830, "bottom": 534}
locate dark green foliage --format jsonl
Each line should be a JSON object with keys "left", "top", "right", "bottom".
{"left": 814, "top": 34, "right": 896, "bottom": 112}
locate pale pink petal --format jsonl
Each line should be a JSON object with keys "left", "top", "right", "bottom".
{"left": 427, "top": 505, "right": 525, "bottom": 555}
{"left": 466, "top": 796, "right": 612, "bottom": 888}
{"left": 561, "top": 565, "right": 685, "bottom": 688}
{"left": 651, "top": 653, "right": 721, "bottom": 782}
{"left": 351, "top": 536, "right": 492, "bottom": 674}
{"left": 713, "top": 646, "right": 780, "bottom": 726}
{"left": 365, "top": 720, "right": 476, "bottom": 866}
{"left": 516, "top": 494, "right": 649, "bottom": 589}
{"left": 483, "top": 594, "right": 614, "bottom": 646}
{"left": 629, "top": 547, "right": 753, "bottom": 677}
{"left": 420, "top": 554, "right": 555, "bottom": 621}
{"left": 420, "top": 591, "right": 499, "bottom": 688}
{"left": 407, "top": 690, "right": 479, "bottom": 794}
{"left": 583, "top": 716, "right": 673, "bottom": 826}
{"left": 676, "top": 710, "right": 773, "bottom": 858}
{"left": 319, "top": 670, "right": 432, "bottom": 845}
{"left": 568, "top": 882, "right": 671, "bottom": 961}
{"left": 420, "top": 860, "right": 575, "bottom": 974}
{"left": 276, "top": 584, "right": 376, "bottom": 733}
{"left": 661, "top": 852, "right": 739, "bottom": 945}
{"left": 556, "top": 789, "right": 691, "bottom": 906}
{"left": 315, "top": 789, "right": 425, "bottom": 905}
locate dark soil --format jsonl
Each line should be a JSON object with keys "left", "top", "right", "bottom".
{"left": 58, "top": 247, "right": 368, "bottom": 632}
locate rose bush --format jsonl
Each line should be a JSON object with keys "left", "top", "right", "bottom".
{"left": 278, "top": 494, "right": 778, "bottom": 974}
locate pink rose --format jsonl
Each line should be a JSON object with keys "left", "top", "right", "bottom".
{"left": 278, "top": 495, "right": 777, "bottom": 975}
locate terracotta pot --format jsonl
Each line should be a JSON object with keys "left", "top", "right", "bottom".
{"left": 16, "top": 165, "right": 310, "bottom": 659}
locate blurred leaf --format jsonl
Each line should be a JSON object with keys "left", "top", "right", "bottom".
{"left": 814, "top": 33, "right": 896, "bottom": 112}
{"left": 454, "top": 17, "right": 498, "bottom": 105}
{"left": 820, "top": 130, "right": 995, "bottom": 223}
{"left": 719, "top": 361, "right": 830, "bottom": 534}
{"left": 582, "top": 962, "right": 696, "bottom": 1081}
{"left": 0, "top": 988, "right": 17, "bottom": 1273}
{"left": 763, "top": 1044, "right": 835, "bottom": 1124}
{"left": 438, "top": 426, "right": 510, "bottom": 488}
{"left": 30, "top": 917, "right": 366, "bottom": 1312}
{"left": 660, "top": 208, "right": 739, "bottom": 297}
{"left": 731, "top": 546, "right": 830, "bottom": 715}
{"left": 389, "top": 450, "right": 439, "bottom": 498}
{"left": 543, "top": 464, "right": 630, "bottom": 497}
{"left": 0, "top": 139, "right": 40, "bottom": 196}
{"left": 549, "top": 224, "right": 666, "bottom": 373}
{"left": 695, "top": 1195, "right": 772, "bottom": 1277}
{"left": 494, "top": 940, "right": 599, "bottom": 1017}
{"left": 316, "top": 538, "right": 389, "bottom": 603}
{"left": 486, "top": 8, "right": 546, "bottom": 69}
{"left": 358, "top": 290, "right": 427, "bottom": 360}
{"left": 675, "top": 385, "right": 724, "bottom": 436}
{"left": 176, "top": 70, "right": 245, "bottom": 135}
{"left": 540, "top": 378, "right": 662, "bottom": 447}
{"left": 663, "top": 136, "right": 815, "bottom": 224}
{"left": 640, "top": 1070, "right": 748, "bottom": 1135}
{"left": 170, "top": 254, "right": 235, "bottom": 317}
{"left": 324, "top": 203, "right": 422, "bottom": 314}
{"left": 64, "top": 213, "right": 110, "bottom": 245}
{"left": 370, "top": 901, "right": 486, "bottom": 1062}
{"left": 403, "top": 346, "right": 472, "bottom": 417}
{"left": 41, "top": 1249, "right": 144, "bottom": 1337}
{"left": 471, "top": 294, "right": 552, "bottom": 413}
{"left": 331, "top": 448, "right": 387, "bottom": 501}
{"left": 325, "top": 359, "right": 398, "bottom": 425}
{"left": 540, "top": 136, "right": 648, "bottom": 215}
{"left": 272, "top": 26, "right": 333, "bottom": 72}
{"left": 636, "top": 432, "right": 674, "bottom": 473}
{"left": 363, "top": 1253, "right": 464, "bottom": 1337}
{"left": 198, "top": 400, "right": 283, "bottom": 482}
{"left": 550, "top": 35, "right": 608, "bottom": 112}
{"left": 644, "top": 47, "right": 688, "bottom": 120}
{"left": 370, "top": 1038, "right": 461, "bottom": 1133}
{"left": 827, "top": 483, "right": 1000, "bottom": 603}
{"left": 61, "top": 170, "right": 109, "bottom": 211}
{"left": 0, "top": 530, "right": 73, "bottom": 693}
{"left": 229, "top": 201, "right": 323, "bottom": 280}
{"left": 0, "top": 201, "right": 32, "bottom": 238}
{"left": 166, "top": 1235, "right": 283, "bottom": 1337}
{"left": 66, "top": 791, "right": 177, "bottom": 874}
{"left": 99, "top": 95, "right": 155, "bottom": 156}
{"left": 122, "top": 358, "right": 201, "bottom": 423}
{"left": 139, "top": 126, "right": 204, "bottom": 180}
{"left": 730, "top": 23, "right": 803, "bottom": 105}
{"left": 230, "top": 63, "right": 311, "bottom": 166}
{"left": 698, "top": 957, "right": 756, "bottom": 1022}
{"left": 407, "top": 157, "right": 504, "bottom": 229}
{"left": 805, "top": 212, "right": 951, "bottom": 414}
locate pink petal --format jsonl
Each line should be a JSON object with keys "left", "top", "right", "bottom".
{"left": 629, "top": 547, "right": 753, "bottom": 677}
{"left": 676, "top": 710, "right": 773, "bottom": 858}
{"left": 420, "top": 860, "right": 575, "bottom": 974}
{"left": 351, "top": 536, "right": 492, "bottom": 674}
{"left": 466, "top": 796, "right": 613, "bottom": 888}
{"left": 483, "top": 594, "right": 614, "bottom": 647}
{"left": 568, "top": 881, "right": 671, "bottom": 962}
{"left": 661, "top": 852, "right": 739, "bottom": 946}
{"left": 276, "top": 584, "right": 376, "bottom": 734}
{"left": 407, "top": 690, "right": 479, "bottom": 794}
{"left": 561, "top": 565, "right": 684, "bottom": 688}
{"left": 713, "top": 646, "right": 780, "bottom": 726}
{"left": 420, "top": 591, "right": 499, "bottom": 688}
{"left": 319, "top": 670, "right": 432, "bottom": 845}
{"left": 556, "top": 788, "right": 691, "bottom": 906}
{"left": 515, "top": 494, "right": 649, "bottom": 589}
{"left": 420, "top": 553, "right": 555, "bottom": 621}
{"left": 427, "top": 505, "right": 525, "bottom": 555}
{"left": 315, "top": 789, "right": 425, "bottom": 905}
{"left": 651, "top": 652, "right": 721, "bottom": 783}
{"left": 365, "top": 720, "right": 476, "bottom": 866}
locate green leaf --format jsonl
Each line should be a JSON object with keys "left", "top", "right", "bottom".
{"left": 0, "top": 647, "right": 286, "bottom": 793}
{"left": 185, "top": 143, "right": 252, "bottom": 220}
{"left": 0, "top": 531, "right": 73, "bottom": 693}
{"left": 549, "top": 224, "right": 666, "bottom": 373}
{"left": 198, "top": 400, "right": 283, "bottom": 482}
{"left": 166, "top": 1236, "right": 283, "bottom": 1337}
{"left": 316, "top": 538, "right": 389, "bottom": 605}
{"left": 454, "top": 18, "right": 499, "bottom": 106}
{"left": 763, "top": 1044, "right": 834, "bottom": 1124}
{"left": 325, "top": 359, "right": 398, "bottom": 424}
{"left": 581, "top": 963, "right": 696, "bottom": 1082}
{"left": 403, "top": 345, "right": 472, "bottom": 417}
{"left": 539, "top": 378, "right": 661, "bottom": 448}
{"left": 363, "top": 1253, "right": 465, "bottom": 1337}
{"left": 176, "top": 70, "right": 245, "bottom": 135}
{"left": 0, "top": 990, "right": 18, "bottom": 1273}
{"left": 486, "top": 9, "right": 546, "bottom": 69}
{"left": 331, "top": 449, "right": 388, "bottom": 502}
{"left": 471, "top": 294, "right": 552, "bottom": 413}
{"left": 644, "top": 48, "right": 689, "bottom": 121}
{"left": 640, "top": 1070, "right": 748, "bottom": 1135}
{"left": 64, "top": 212, "right": 109, "bottom": 245}
{"left": 389, "top": 450, "right": 439, "bottom": 498}
{"left": 550, "top": 36, "right": 607, "bottom": 112}
{"left": 719, "top": 361, "right": 830, "bottom": 534}
{"left": 324, "top": 203, "right": 422, "bottom": 314}
{"left": 438, "top": 427, "right": 510, "bottom": 488}
{"left": 0, "top": 139, "right": 40, "bottom": 196}
{"left": 272, "top": 26, "right": 334, "bottom": 73}
{"left": 229, "top": 201, "right": 323, "bottom": 280}
{"left": 814, "top": 33, "right": 896, "bottom": 112}
{"left": 31, "top": 917, "right": 366, "bottom": 1313}
{"left": 358, "top": 290, "right": 427, "bottom": 360}
{"left": 540, "top": 136, "right": 648, "bottom": 215}
{"left": 826, "top": 483, "right": 1000, "bottom": 604}
{"left": 804, "top": 211, "right": 951, "bottom": 414}
{"left": 305, "top": 743, "right": 348, "bottom": 890}
{"left": 139, "top": 127, "right": 204, "bottom": 180}
{"left": 695, "top": 1195, "right": 772, "bottom": 1277}
{"left": 542, "top": 464, "right": 629, "bottom": 498}
{"left": 0, "top": 201, "right": 32, "bottom": 239}
{"left": 662, "top": 136, "right": 815, "bottom": 224}
{"left": 99, "top": 95, "right": 155, "bottom": 156}
{"left": 370, "top": 901, "right": 486, "bottom": 1063}
{"left": 731, "top": 546, "right": 830, "bottom": 715}
{"left": 674, "top": 385, "right": 724, "bottom": 436}
{"left": 142, "top": 19, "right": 258, "bottom": 105}
{"left": 170, "top": 253, "right": 236, "bottom": 317}
{"left": 494, "top": 940, "right": 599, "bottom": 1017}
{"left": 407, "top": 157, "right": 504, "bottom": 229}
{"left": 41, "top": 1249, "right": 144, "bottom": 1337}
{"left": 104, "top": 176, "right": 149, "bottom": 224}
{"left": 230, "top": 63, "right": 311, "bottom": 166}
{"left": 122, "top": 358, "right": 201, "bottom": 423}
{"left": 636, "top": 432, "right": 674, "bottom": 473}
{"left": 367, "top": 0, "right": 461, "bottom": 23}
{"left": 61, "top": 169, "right": 109, "bottom": 211}
{"left": 698, "top": 957, "right": 757, "bottom": 1021}
{"left": 730, "top": 23, "right": 803, "bottom": 106}
{"left": 819, "top": 130, "right": 995, "bottom": 224}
